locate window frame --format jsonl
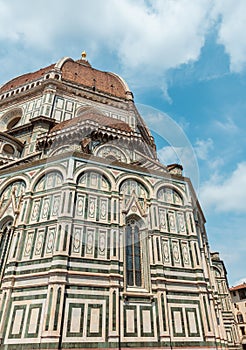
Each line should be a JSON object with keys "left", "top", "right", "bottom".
{"left": 125, "top": 217, "right": 143, "bottom": 289}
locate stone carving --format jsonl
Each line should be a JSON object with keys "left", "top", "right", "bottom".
{"left": 31, "top": 201, "right": 40, "bottom": 221}
{"left": 182, "top": 243, "right": 190, "bottom": 265}
{"left": 35, "top": 231, "right": 44, "bottom": 256}
{"left": 76, "top": 196, "right": 84, "bottom": 216}
{"left": 96, "top": 146, "right": 127, "bottom": 162}
{"left": 52, "top": 196, "right": 60, "bottom": 217}
{"left": 42, "top": 198, "right": 50, "bottom": 220}
{"left": 163, "top": 240, "right": 170, "bottom": 263}
{"left": 177, "top": 213, "right": 186, "bottom": 233}
{"left": 168, "top": 212, "right": 176, "bottom": 232}
{"left": 98, "top": 231, "right": 106, "bottom": 255}
{"left": 88, "top": 197, "right": 96, "bottom": 218}
{"left": 73, "top": 228, "right": 81, "bottom": 253}
{"left": 24, "top": 232, "right": 33, "bottom": 257}
{"left": 46, "top": 229, "right": 55, "bottom": 253}
{"left": 86, "top": 230, "right": 94, "bottom": 254}
{"left": 159, "top": 209, "right": 167, "bottom": 231}
{"left": 100, "top": 199, "right": 107, "bottom": 220}
{"left": 172, "top": 242, "right": 180, "bottom": 262}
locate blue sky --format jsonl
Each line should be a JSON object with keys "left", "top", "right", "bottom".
{"left": 0, "top": 0, "right": 245, "bottom": 285}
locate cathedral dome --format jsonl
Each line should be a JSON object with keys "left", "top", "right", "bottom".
{"left": 0, "top": 54, "right": 133, "bottom": 100}
{"left": 0, "top": 64, "right": 56, "bottom": 94}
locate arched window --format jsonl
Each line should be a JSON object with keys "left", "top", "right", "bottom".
{"left": 125, "top": 217, "right": 142, "bottom": 287}
{"left": 30, "top": 172, "right": 63, "bottom": 223}
{"left": 78, "top": 171, "right": 110, "bottom": 191}
{"left": 0, "top": 219, "right": 13, "bottom": 275}
{"left": 34, "top": 171, "right": 63, "bottom": 192}
{"left": 120, "top": 179, "right": 148, "bottom": 210}
{"left": 6, "top": 116, "right": 21, "bottom": 130}
{"left": 0, "top": 180, "right": 26, "bottom": 208}
{"left": 2, "top": 144, "right": 15, "bottom": 155}
{"left": 237, "top": 312, "right": 244, "bottom": 323}
{"left": 157, "top": 187, "right": 183, "bottom": 205}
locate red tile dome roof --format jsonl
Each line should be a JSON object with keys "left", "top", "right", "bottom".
{"left": 0, "top": 64, "right": 55, "bottom": 93}
{"left": 0, "top": 55, "right": 133, "bottom": 100}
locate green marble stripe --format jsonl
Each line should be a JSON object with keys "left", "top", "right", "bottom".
{"left": 203, "top": 295, "right": 211, "bottom": 332}
{"left": 5, "top": 264, "right": 120, "bottom": 276}
{"left": 45, "top": 288, "right": 53, "bottom": 331}
{"left": 24, "top": 304, "right": 42, "bottom": 338}
{"left": 161, "top": 293, "right": 167, "bottom": 332}
{"left": 8, "top": 305, "right": 26, "bottom": 339}
{"left": 151, "top": 273, "right": 205, "bottom": 282}
{"left": 66, "top": 293, "right": 109, "bottom": 300}
{"left": 54, "top": 287, "right": 61, "bottom": 331}
{"left": 166, "top": 291, "right": 199, "bottom": 297}
{"left": 167, "top": 298, "right": 200, "bottom": 304}
{"left": 67, "top": 285, "right": 109, "bottom": 291}
{"left": 0, "top": 291, "right": 7, "bottom": 324}
{"left": 112, "top": 291, "right": 116, "bottom": 331}
{"left": 163, "top": 266, "right": 204, "bottom": 273}
{"left": 12, "top": 294, "right": 46, "bottom": 301}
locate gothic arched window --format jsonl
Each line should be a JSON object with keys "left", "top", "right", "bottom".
{"left": 78, "top": 171, "right": 110, "bottom": 191}
{"left": 157, "top": 187, "right": 183, "bottom": 205}
{"left": 237, "top": 312, "right": 244, "bottom": 323}
{"left": 30, "top": 171, "right": 63, "bottom": 223}
{"left": 0, "top": 219, "right": 13, "bottom": 275}
{"left": 125, "top": 218, "right": 142, "bottom": 287}
{"left": 34, "top": 171, "right": 63, "bottom": 192}
{"left": 0, "top": 180, "right": 25, "bottom": 208}
{"left": 120, "top": 179, "right": 148, "bottom": 210}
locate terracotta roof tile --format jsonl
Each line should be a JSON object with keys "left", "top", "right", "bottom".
{"left": 230, "top": 283, "right": 246, "bottom": 291}
{"left": 61, "top": 60, "right": 127, "bottom": 99}
{"left": 0, "top": 64, "right": 55, "bottom": 93}
{"left": 0, "top": 58, "right": 130, "bottom": 100}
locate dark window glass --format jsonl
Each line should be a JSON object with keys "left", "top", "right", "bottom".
{"left": 237, "top": 313, "right": 244, "bottom": 323}
{"left": 125, "top": 219, "right": 142, "bottom": 287}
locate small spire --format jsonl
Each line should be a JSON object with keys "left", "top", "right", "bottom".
{"left": 81, "top": 51, "right": 87, "bottom": 60}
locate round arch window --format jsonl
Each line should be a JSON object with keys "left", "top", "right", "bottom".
{"left": 7, "top": 116, "right": 21, "bottom": 130}
{"left": 0, "top": 108, "right": 23, "bottom": 131}
{"left": 2, "top": 144, "right": 15, "bottom": 155}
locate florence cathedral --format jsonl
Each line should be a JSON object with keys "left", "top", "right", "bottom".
{"left": 0, "top": 52, "right": 240, "bottom": 349}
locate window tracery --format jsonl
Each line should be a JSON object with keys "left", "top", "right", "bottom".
{"left": 30, "top": 172, "right": 63, "bottom": 223}
{"left": 0, "top": 219, "right": 13, "bottom": 275}
{"left": 34, "top": 171, "right": 63, "bottom": 192}
{"left": 120, "top": 179, "right": 148, "bottom": 209}
{"left": 78, "top": 171, "right": 110, "bottom": 191}
{"left": 157, "top": 187, "right": 183, "bottom": 205}
{"left": 125, "top": 217, "right": 142, "bottom": 287}
{"left": 0, "top": 180, "right": 25, "bottom": 208}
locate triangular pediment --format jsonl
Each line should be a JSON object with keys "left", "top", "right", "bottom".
{"left": 122, "top": 190, "right": 147, "bottom": 217}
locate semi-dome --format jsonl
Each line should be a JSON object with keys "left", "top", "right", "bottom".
{"left": 49, "top": 107, "right": 133, "bottom": 134}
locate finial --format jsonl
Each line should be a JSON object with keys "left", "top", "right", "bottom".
{"left": 81, "top": 51, "right": 87, "bottom": 60}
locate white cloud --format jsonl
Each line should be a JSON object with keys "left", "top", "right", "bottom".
{"left": 194, "top": 138, "right": 213, "bottom": 160}
{"left": 157, "top": 145, "right": 199, "bottom": 177}
{"left": 200, "top": 162, "right": 246, "bottom": 213}
{"left": 214, "top": 116, "right": 239, "bottom": 133}
{"left": 0, "top": 0, "right": 246, "bottom": 88}
{"left": 214, "top": 0, "right": 246, "bottom": 72}
{"left": 0, "top": 0, "right": 214, "bottom": 82}
{"left": 161, "top": 83, "right": 173, "bottom": 104}
{"left": 158, "top": 145, "right": 180, "bottom": 165}
{"left": 234, "top": 278, "right": 246, "bottom": 286}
